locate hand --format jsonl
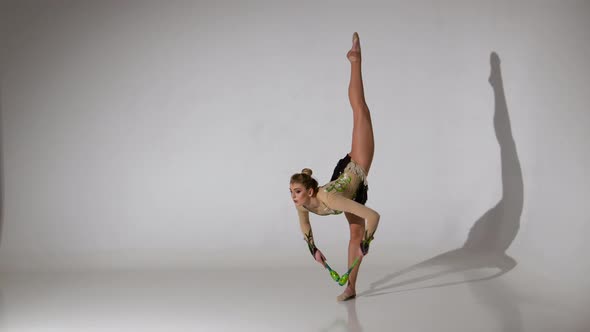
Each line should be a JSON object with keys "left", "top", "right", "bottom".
{"left": 356, "top": 245, "right": 365, "bottom": 259}
{"left": 360, "top": 231, "right": 374, "bottom": 256}
{"left": 360, "top": 239, "right": 370, "bottom": 256}
{"left": 314, "top": 249, "right": 327, "bottom": 265}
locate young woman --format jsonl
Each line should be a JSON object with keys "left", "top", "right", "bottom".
{"left": 289, "top": 32, "right": 380, "bottom": 301}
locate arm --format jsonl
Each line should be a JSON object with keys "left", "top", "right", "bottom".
{"left": 296, "top": 206, "right": 324, "bottom": 262}
{"left": 321, "top": 192, "right": 380, "bottom": 254}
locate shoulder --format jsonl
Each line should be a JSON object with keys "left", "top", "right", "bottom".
{"left": 317, "top": 187, "right": 332, "bottom": 202}
{"left": 317, "top": 189, "right": 337, "bottom": 207}
{"left": 319, "top": 188, "right": 351, "bottom": 208}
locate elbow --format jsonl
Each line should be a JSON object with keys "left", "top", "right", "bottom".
{"left": 371, "top": 211, "right": 380, "bottom": 227}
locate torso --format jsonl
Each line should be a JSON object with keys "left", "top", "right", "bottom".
{"left": 300, "top": 160, "right": 367, "bottom": 216}
{"left": 303, "top": 186, "right": 342, "bottom": 215}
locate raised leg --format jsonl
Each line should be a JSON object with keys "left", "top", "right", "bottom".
{"left": 347, "top": 32, "right": 375, "bottom": 175}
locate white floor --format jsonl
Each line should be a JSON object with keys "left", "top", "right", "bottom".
{"left": 0, "top": 259, "right": 588, "bottom": 332}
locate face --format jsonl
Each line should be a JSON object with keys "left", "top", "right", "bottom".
{"left": 290, "top": 182, "right": 313, "bottom": 206}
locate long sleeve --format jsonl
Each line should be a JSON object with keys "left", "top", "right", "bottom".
{"left": 296, "top": 205, "right": 317, "bottom": 256}
{"left": 319, "top": 190, "right": 380, "bottom": 240}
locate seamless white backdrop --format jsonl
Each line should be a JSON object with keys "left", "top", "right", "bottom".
{"left": 0, "top": 0, "right": 589, "bottom": 305}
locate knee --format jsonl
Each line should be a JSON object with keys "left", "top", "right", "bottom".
{"left": 351, "top": 103, "right": 369, "bottom": 113}
{"left": 352, "top": 108, "right": 371, "bottom": 122}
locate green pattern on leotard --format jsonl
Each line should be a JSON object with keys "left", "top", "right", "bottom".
{"left": 323, "top": 173, "right": 353, "bottom": 215}
{"left": 324, "top": 173, "right": 352, "bottom": 193}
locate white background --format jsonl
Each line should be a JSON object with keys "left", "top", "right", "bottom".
{"left": 1, "top": 0, "right": 588, "bottom": 302}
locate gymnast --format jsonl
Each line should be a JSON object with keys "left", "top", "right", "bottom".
{"left": 289, "top": 32, "right": 380, "bottom": 301}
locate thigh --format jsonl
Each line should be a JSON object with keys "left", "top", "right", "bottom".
{"left": 349, "top": 108, "right": 375, "bottom": 175}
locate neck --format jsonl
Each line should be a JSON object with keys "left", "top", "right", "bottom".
{"left": 306, "top": 195, "right": 320, "bottom": 209}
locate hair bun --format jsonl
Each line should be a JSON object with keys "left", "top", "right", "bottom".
{"left": 301, "top": 168, "right": 313, "bottom": 176}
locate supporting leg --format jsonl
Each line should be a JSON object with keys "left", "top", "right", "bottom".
{"left": 337, "top": 212, "right": 365, "bottom": 301}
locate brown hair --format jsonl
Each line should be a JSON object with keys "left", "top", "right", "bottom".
{"left": 290, "top": 168, "right": 319, "bottom": 195}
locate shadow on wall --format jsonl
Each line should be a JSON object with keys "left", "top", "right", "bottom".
{"left": 359, "top": 51, "right": 524, "bottom": 296}
{"left": 0, "top": 86, "right": 4, "bottom": 327}
{"left": 0, "top": 84, "right": 4, "bottom": 252}
{"left": 0, "top": 291, "right": 3, "bottom": 329}
{"left": 0, "top": 291, "right": 3, "bottom": 331}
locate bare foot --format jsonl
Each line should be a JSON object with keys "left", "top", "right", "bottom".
{"left": 346, "top": 32, "right": 361, "bottom": 63}
{"left": 337, "top": 286, "right": 356, "bottom": 301}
